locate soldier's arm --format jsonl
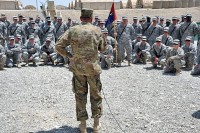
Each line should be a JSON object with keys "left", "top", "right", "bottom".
{"left": 32, "top": 44, "right": 40, "bottom": 58}
{"left": 55, "top": 30, "right": 70, "bottom": 57}
{"left": 190, "top": 45, "right": 197, "bottom": 55}
{"left": 172, "top": 49, "right": 184, "bottom": 59}
{"left": 98, "top": 33, "right": 107, "bottom": 52}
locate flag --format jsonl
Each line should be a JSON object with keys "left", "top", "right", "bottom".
{"left": 105, "top": 2, "right": 117, "bottom": 27}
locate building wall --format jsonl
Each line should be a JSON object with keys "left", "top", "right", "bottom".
{"left": 81, "top": 2, "right": 121, "bottom": 10}
{"left": 0, "top": 1, "right": 17, "bottom": 10}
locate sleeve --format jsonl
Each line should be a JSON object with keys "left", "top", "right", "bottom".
{"left": 32, "top": 44, "right": 40, "bottom": 58}
{"left": 98, "top": 32, "right": 107, "bottom": 52}
{"left": 173, "top": 48, "right": 184, "bottom": 59}
{"left": 150, "top": 45, "right": 156, "bottom": 57}
{"left": 189, "top": 45, "right": 197, "bottom": 55}
{"left": 55, "top": 30, "right": 70, "bottom": 57}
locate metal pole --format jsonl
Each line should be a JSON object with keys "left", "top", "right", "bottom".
{"left": 36, "top": 0, "right": 38, "bottom": 11}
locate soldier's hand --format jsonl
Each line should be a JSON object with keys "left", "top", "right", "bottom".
{"left": 29, "top": 57, "right": 33, "bottom": 61}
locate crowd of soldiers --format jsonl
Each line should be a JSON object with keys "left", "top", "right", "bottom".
{"left": 0, "top": 13, "right": 200, "bottom": 75}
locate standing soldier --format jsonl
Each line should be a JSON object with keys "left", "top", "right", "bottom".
{"left": 1, "top": 13, "right": 10, "bottom": 29}
{"left": 163, "top": 39, "right": 184, "bottom": 75}
{"left": 53, "top": 15, "right": 57, "bottom": 26}
{"left": 160, "top": 27, "right": 173, "bottom": 47}
{"left": 150, "top": 37, "right": 166, "bottom": 68}
{"left": 142, "top": 16, "right": 151, "bottom": 37}
{"left": 179, "top": 14, "right": 199, "bottom": 46}
{"left": 158, "top": 17, "right": 165, "bottom": 28}
{"left": 0, "top": 19, "right": 7, "bottom": 47}
{"left": 169, "top": 16, "right": 181, "bottom": 40}
{"left": 55, "top": 17, "right": 68, "bottom": 42}
{"left": 133, "top": 36, "right": 151, "bottom": 64}
{"left": 132, "top": 17, "right": 142, "bottom": 40}
{"left": 147, "top": 17, "right": 163, "bottom": 46}
{"left": 22, "top": 35, "right": 40, "bottom": 66}
{"left": 181, "top": 36, "right": 197, "bottom": 70}
{"left": 132, "top": 34, "right": 142, "bottom": 52}
{"left": 5, "top": 36, "right": 22, "bottom": 68}
{"left": 18, "top": 14, "right": 28, "bottom": 44}
{"left": 56, "top": 8, "right": 106, "bottom": 133}
{"left": 117, "top": 16, "right": 135, "bottom": 66}
{"left": 66, "top": 17, "right": 73, "bottom": 29}
{"left": 0, "top": 44, "right": 6, "bottom": 70}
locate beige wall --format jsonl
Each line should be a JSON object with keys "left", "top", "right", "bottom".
{"left": 0, "top": 1, "right": 17, "bottom": 10}
{"left": 81, "top": 2, "right": 121, "bottom": 10}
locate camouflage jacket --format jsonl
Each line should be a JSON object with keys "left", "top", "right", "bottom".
{"left": 56, "top": 22, "right": 107, "bottom": 76}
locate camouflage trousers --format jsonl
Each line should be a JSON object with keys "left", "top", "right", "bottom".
{"left": 133, "top": 51, "right": 150, "bottom": 64}
{"left": 6, "top": 53, "right": 20, "bottom": 67}
{"left": 151, "top": 56, "right": 164, "bottom": 67}
{"left": 184, "top": 54, "right": 195, "bottom": 69}
{"left": 0, "top": 54, "right": 6, "bottom": 69}
{"left": 72, "top": 73, "right": 103, "bottom": 121}
{"left": 22, "top": 52, "right": 40, "bottom": 63}
{"left": 41, "top": 52, "right": 56, "bottom": 63}
{"left": 191, "top": 64, "right": 200, "bottom": 75}
{"left": 101, "top": 56, "right": 113, "bottom": 69}
{"left": 164, "top": 59, "right": 185, "bottom": 72}
{"left": 117, "top": 43, "right": 132, "bottom": 63}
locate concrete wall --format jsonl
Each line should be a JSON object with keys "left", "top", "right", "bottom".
{"left": 0, "top": 1, "right": 18, "bottom": 10}
{"left": 81, "top": 2, "right": 120, "bottom": 10}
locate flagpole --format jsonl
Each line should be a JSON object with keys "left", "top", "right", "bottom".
{"left": 113, "top": 0, "right": 118, "bottom": 64}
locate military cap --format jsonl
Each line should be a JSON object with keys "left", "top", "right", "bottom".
{"left": 160, "top": 17, "right": 164, "bottom": 21}
{"left": 100, "top": 20, "right": 105, "bottom": 24}
{"left": 46, "top": 37, "right": 51, "bottom": 42}
{"left": 13, "top": 16, "right": 18, "bottom": 20}
{"left": 102, "top": 28, "right": 108, "bottom": 34}
{"left": 166, "top": 19, "right": 171, "bottom": 22}
{"left": 68, "top": 17, "right": 71, "bottom": 20}
{"left": 142, "top": 17, "right": 146, "bottom": 21}
{"left": 142, "top": 36, "right": 147, "bottom": 41}
{"left": 172, "top": 16, "right": 177, "bottom": 20}
{"left": 31, "top": 20, "right": 35, "bottom": 24}
{"left": 156, "top": 37, "right": 161, "bottom": 42}
{"left": 117, "top": 20, "right": 121, "bottom": 24}
{"left": 81, "top": 8, "right": 93, "bottom": 18}
{"left": 29, "top": 17, "right": 33, "bottom": 20}
{"left": 57, "top": 17, "right": 62, "bottom": 20}
{"left": 95, "top": 16, "right": 98, "bottom": 19}
{"left": 29, "top": 35, "right": 34, "bottom": 39}
{"left": 122, "top": 16, "right": 128, "bottom": 20}
{"left": 47, "top": 19, "right": 51, "bottom": 22}
{"left": 1, "top": 13, "right": 6, "bottom": 16}
{"left": 46, "top": 16, "right": 50, "bottom": 19}
{"left": 22, "top": 16, "right": 26, "bottom": 20}
{"left": 133, "top": 17, "right": 138, "bottom": 20}
{"left": 164, "top": 27, "right": 169, "bottom": 32}
{"left": 146, "top": 16, "right": 151, "bottom": 19}
{"left": 9, "top": 36, "right": 15, "bottom": 40}
{"left": 137, "top": 34, "right": 142, "bottom": 38}
{"left": 139, "top": 19, "right": 143, "bottom": 22}
{"left": 155, "top": 16, "right": 159, "bottom": 19}
{"left": 186, "top": 14, "right": 192, "bottom": 17}
{"left": 185, "top": 36, "right": 191, "bottom": 41}
{"left": 54, "top": 15, "right": 57, "bottom": 18}
{"left": 173, "top": 39, "right": 180, "bottom": 45}
{"left": 16, "top": 34, "right": 22, "bottom": 39}
{"left": 18, "top": 14, "right": 23, "bottom": 17}
{"left": 181, "top": 15, "right": 185, "bottom": 18}
{"left": 152, "top": 17, "right": 157, "bottom": 21}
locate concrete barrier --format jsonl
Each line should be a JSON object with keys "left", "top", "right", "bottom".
{"left": 188, "top": 0, "right": 195, "bottom": 7}
{"left": 182, "top": 0, "right": 188, "bottom": 8}
{"left": 195, "top": 0, "right": 200, "bottom": 7}
{"left": 153, "top": 0, "right": 162, "bottom": 9}
{"left": 169, "top": 0, "right": 176, "bottom": 8}
{"left": 175, "top": 0, "right": 182, "bottom": 8}
{"left": 162, "top": 0, "right": 170, "bottom": 8}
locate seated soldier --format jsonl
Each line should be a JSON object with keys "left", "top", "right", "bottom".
{"left": 5, "top": 36, "right": 22, "bottom": 68}
{"left": 22, "top": 35, "right": 40, "bottom": 66}
{"left": 133, "top": 36, "right": 151, "bottom": 64}
{"left": 150, "top": 37, "right": 166, "bottom": 68}
{"left": 132, "top": 34, "right": 142, "bottom": 53}
{"left": 191, "top": 42, "right": 200, "bottom": 75}
{"left": 181, "top": 36, "right": 197, "bottom": 70}
{"left": 0, "top": 44, "right": 6, "bottom": 70}
{"left": 163, "top": 39, "right": 185, "bottom": 75}
{"left": 41, "top": 38, "right": 57, "bottom": 65}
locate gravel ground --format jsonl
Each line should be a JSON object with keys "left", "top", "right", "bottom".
{"left": 0, "top": 62, "right": 200, "bottom": 133}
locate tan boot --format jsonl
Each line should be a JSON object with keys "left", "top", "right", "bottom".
{"left": 128, "top": 61, "right": 131, "bottom": 66}
{"left": 17, "top": 63, "right": 22, "bottom": 68}
{"left": 79, "top": 120, "right": 87, "bottom": 133}
{"left": 93, "top": 117, "right": 101, "bottom": 133}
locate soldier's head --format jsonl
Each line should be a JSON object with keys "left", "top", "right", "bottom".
{"left": 164, "top": 27, "right": 169, "bottom": 36}
{"left": 94, "top": 16, "right": 98, "bottom": 22}
{"left": 9, "top": 36, "right": 15, "bottom": 44}
{"left": 99, "top": 20, "right": 105, "bottom": 27}
{"left": 185, "top": 36, "right": 191, "bottom": 46}
{"left": 146, "top": 16, "right": 151, "bottom": 23}
{"left": 57, "top": 17, "right": 62, "bottom": 24}
{"left": 141, "top": 36, "right": 147, "bottom": 44}
{"left": 186, "top": 14, "right": 192, "bottom": 22}
{"left": 160, "top": 17, "right": 164, "bottom": 24}
{"left": 102, "top": 29, "right": 108, "bottom": 38}
{"left": 18, "top": 14, "right": 23, "bottom": 22}
{"left": 136, "top": 34, "right": 142, "bottom": 41}
{"left": 29, "top": 17, "right": 34, "bottom": 22}
{"left": 139, "top": 19, "right": 143, "bottom": 24}
{"left": 133, "top": 17, "right": 138, "bottom": 23}
{"left": 166, "top": 19, "right": 171, "bottom": 27}
{"left": 80, "top": 8, "right": 93, "bottom": 23}
{"left": 47, "top": 19, "right": 51, "bottom": 25}
{"left": 45, "top": 38, "right": 51, "bottom": 45}
{"left": 54, "top": 15, "right": 57, "bottom": 21}
{"left": 31, "top": 20, "right": 35, "bottom": 27}
{"left": 155, "top": 37, "right": 161, "bottom": 46}
{"left": 1, "top": 13, "right": 6, "bottom": 20}
{"left": 13, "top": 16, "right": 18, "bottom": 23}
{"left": 22, "top": 16, "right": 27, "bottom": 22}
{"left": 29, "top": 35, "right": 35, "bottom": 44}
{"left": 173, "top": 39, "right": 180, "bottom": 49}
{"left": 15, "top": 34, "right": 21, "bottom": 43}
{"left": 181, "top": 15, "right": 185, "bottom": 22}
{"left": 172, "top": 16, "right": 177, "bottom": 25}
{"left": 122, "top": 16, "right": 128, "bottom": 25}
{"left": 142, "top": 17, "right": 146, "bottom": 23}
{"left": 152, "top": 17, "right": 157, "bottom": 25}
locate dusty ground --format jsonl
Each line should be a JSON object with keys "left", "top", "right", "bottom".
{"left": 0, "top": 62, "right": 200, "bottom": 133}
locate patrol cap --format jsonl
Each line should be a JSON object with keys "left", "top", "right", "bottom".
{"left": 122, "top": 16, "right": 128, "bottom": 20}
{"left": 29, "top": 17, "right": 33, "bottom": 20}
{"left": 139, "top": 19, "right": 143, "bottom": 22}
{"left": 29, "top": 35, "right": 34, "bottom": 39}
{"left": 18, "top": 14, "right": 23, "bottom": 17}
{"left": 81, "top": 8, "right": 93, "bottom": 18}
{"left": 100, "top": 20, "right": 105, "bottom": 24}
{"left": 102, "top": 28, "right": 108, "bottom": 34}
{"left": 1, "top": 13, "right": 6, "bottom": 16}
{"left": 46, "top": 16, "right": 50, "bottom": 19}
{"left": 133, "top": 17, "right": 138, "bottom": 20}
{"left": 160, "top": 17, "right": 164, "bottom": 21}
{"left": 173, "top": 39, "right": 180, "bottom": 45}
{"left": 95, "top": 16, "right": 98, "bottom": 19}
{"left": 166, "top": 19, "right": 171, "bottom": 23}
{"left": 46, "top": 37, "right": 51, "bottom": 42}
{"left": 117, "top": 20, "right": 121, "bottom": 24}
{"left": 9, "top": 36, "right": 15, "bottom": 40}
{"left": 68, "top": 17, "right": 71, "bottom": 20}
{"left": 172, "top": 16, "right": 177, "bottom": 20}
{"left": 185, "top": 36, "right": 191, "bottom": 41}
{"left": 16, "top": 34, "right": 21, "bottom": 39}
{"left": 152, "top": 17, "right": 157, "bottom": 21}
{"left": 156, "top": 37, "right": 161, "bottom": 42}
{"left": 146, "top": 16, "right": 151, "bottom": 19}
{"left": 54, "top": 15, "right": 57, "bottom": 18}
{"left": 186, "top": 14, "right": 192, "bottom": 18}
{"left": 142, "top": 17, "right": 146, "bottom": 21}
{"left": 13, "top": 16, "right": 18, "bottom": 20}
{"left": 142, "top": 36, "right": 147, "bottom": 41}
{"left": 22, "top": 16, "right": 26, "bottom": 20}
{"left": 47, "top": 19, "right": 51, "bottom": 22}
{"left": 57, "top": 17, "right": 62, "bottom": 20}
{"left": 164, "top": 27, "right": 169, "bottom": 32}
{"left": 31, "top": 20, "right": 35, "bottom": 24}
{"left": 137, "top": 34, "right": 142, "bottom": 38}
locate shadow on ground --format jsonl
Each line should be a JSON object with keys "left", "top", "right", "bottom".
{"left": 192, "top": 110, "right": 200, "bottom": 119}
{"left": 34, "top": 125, "right": 93, "bottom": 133}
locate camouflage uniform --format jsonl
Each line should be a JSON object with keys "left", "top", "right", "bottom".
{"left": 147, "top": 24, "right": 163, "bottom": 46}
{"left": 142, "top": 21, "right": 151, "bottom": 37}
{"left": 22, "top": 37, "right": 40, "bottom": 65}
{"left": 0, "top": 21, "right": 7, "bottom": 47}
{"left": 133, "top": 37, "right": 151, "bottom": 64}
{"left": 41, "top": 21, "right": 56, "bottom": 44}
{"left": 191, "top": 43, "right": 200, "bottom": 75}
{"left": 0, "top": 45, "right": 6, "bottom": 69}
{"left": 55, "top": 9, "right": 106, "bottom": 122}
{"left": 8, "top": 22, "right": 25, "bottom": 40}
{"left": 168, "top": 23, "right": 181, "bottom": 40}
{"left": 41, "top": 38, "right": 56, "bottom": 64}
{"left": 55, "top": 20, "right": 68, "bottom": 42}
{"left": 132, "top": 23, "right": 142, "bottom": 40}
{"left": 163, "top": 40, "right": 185, "bottom": 74}
{"left": 117, "top": 22, "right": 135, "bottom": 64}
{"left": 26, "top": 21, "right": 41, "bottom": 45}
{"left": 100, "top": 44, "right": 113, "bottom": 69}
{"left": 160, "top": 34, "right": 173, "bottom": 47}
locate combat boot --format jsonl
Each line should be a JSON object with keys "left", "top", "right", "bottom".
{"left": 117, "top": 62, "right": 121, "bottom": 67}
{"left": 93, "top": 117, "right": 101, "bottom": 133}
{"left": 79, "top": 120, "right": 87, "bottom": 133}
{"left": 128, "top": 61, "right": 131, "bottom": 66}
{"left": 175, "top": 69, "right": 182, "bottom": 76}
{"left": 17, "top": 63, "right": 22, "bottom": 68}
